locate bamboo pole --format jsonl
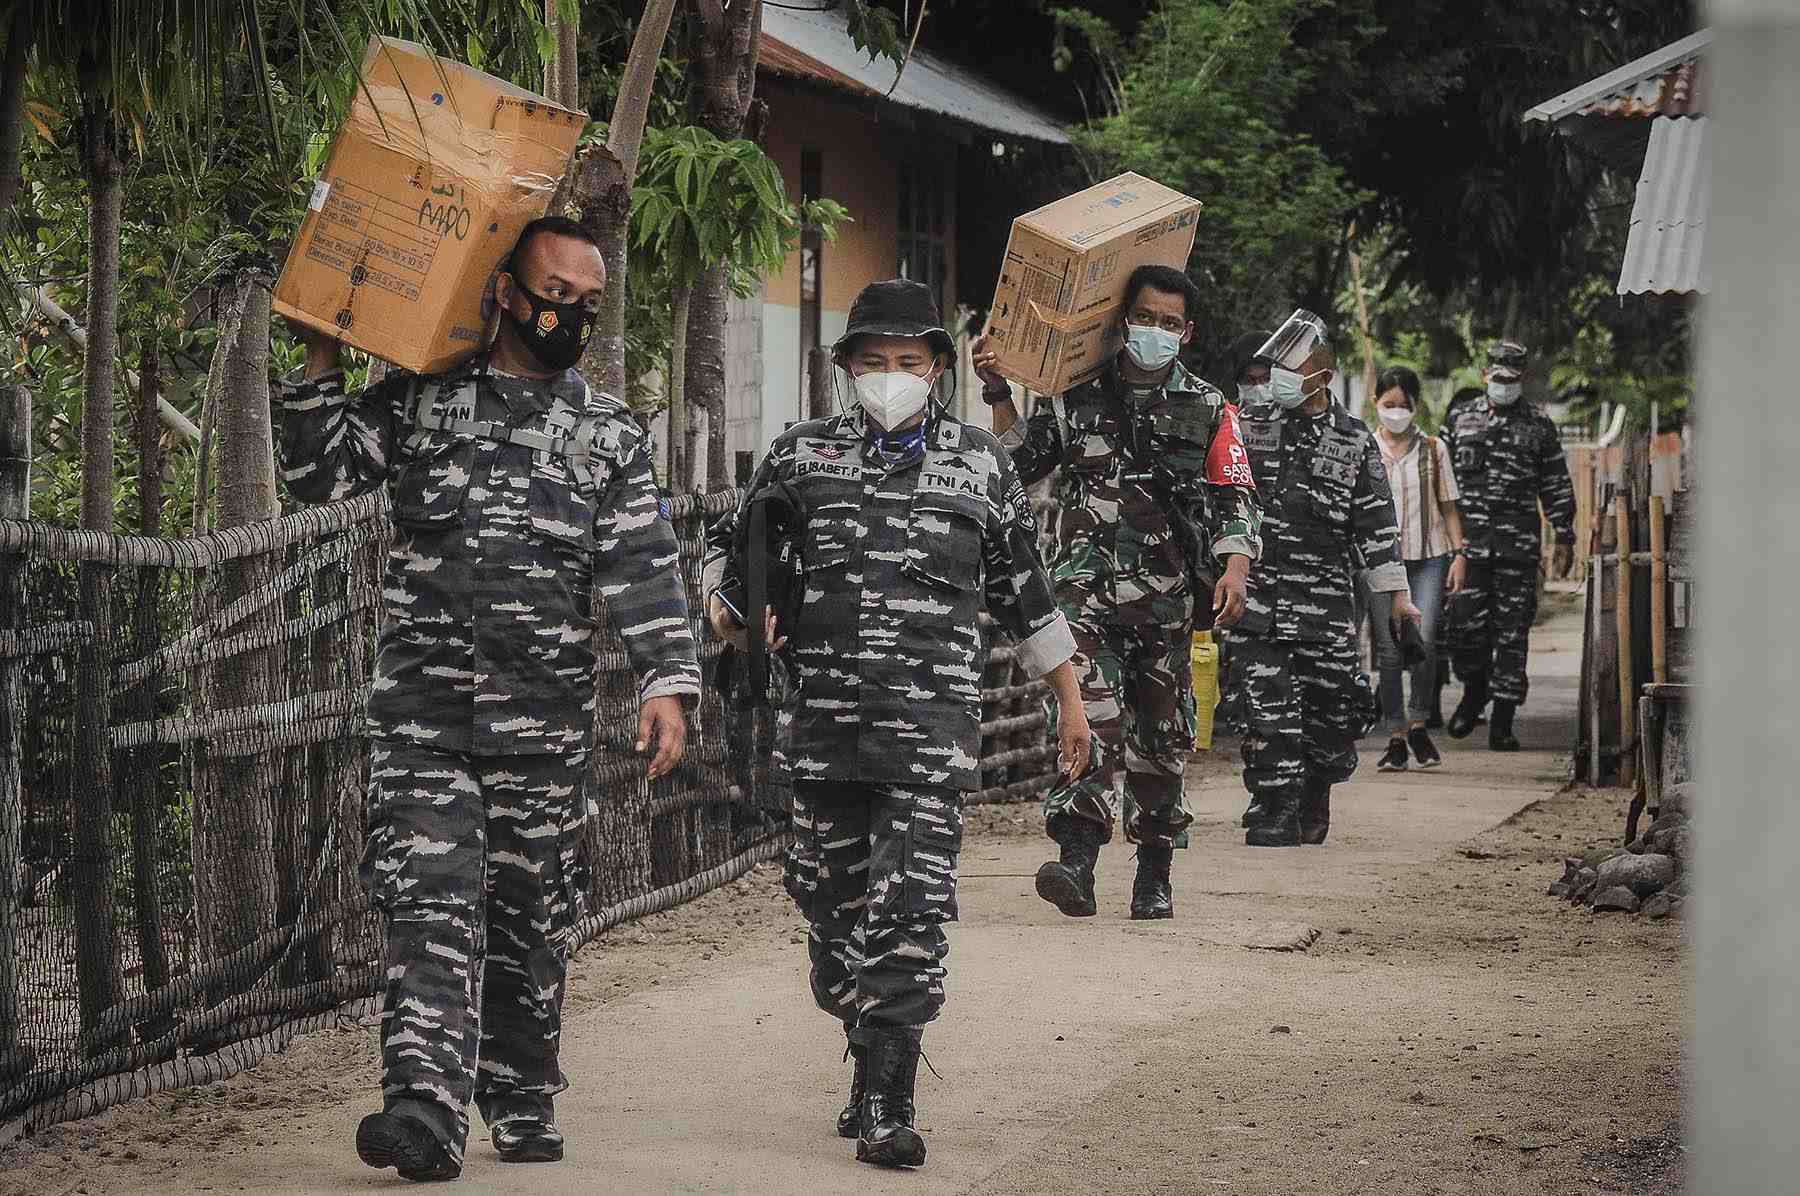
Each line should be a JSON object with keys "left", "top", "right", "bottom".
{"left": 1346, "top": 221, "right": 1378, "bottom": 410}
{"left": 1650, "top": 495, "right": 1669, "bottom": 685}
{"left": 1615, "top": 497, "right": 1636, "bottom": 788}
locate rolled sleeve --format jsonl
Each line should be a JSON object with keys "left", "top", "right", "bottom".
{"left": 1364, "top": 560, "right": 1410, "bottom": 593}
{"left": 1014, "top": 610, "right": 1076, "bottom": 677}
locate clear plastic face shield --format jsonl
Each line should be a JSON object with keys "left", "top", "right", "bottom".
{"left": 1254, "top": 309, "right": 1331, "bottom": 409}
{"left": 1255, "top": 310, "right": 1329, "bottom": 373}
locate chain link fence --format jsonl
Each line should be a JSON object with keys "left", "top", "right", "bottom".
{"left": 0, "top": 486, "right": 1052, "bottom": 1137}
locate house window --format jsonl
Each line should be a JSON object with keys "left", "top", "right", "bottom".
{"left": 799, "top": 148, "right": 823, "bottom": 412}
{"left": 897, "top": 157, "right": 947, "bottom": 305}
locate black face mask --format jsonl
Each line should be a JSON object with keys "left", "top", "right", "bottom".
{"left": 504, "top": 279, "right": 595, "bottom": 372}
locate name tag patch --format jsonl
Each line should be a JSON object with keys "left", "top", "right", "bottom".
{"left": 1240, "top": 418, "right": 1281, "bottom": 452}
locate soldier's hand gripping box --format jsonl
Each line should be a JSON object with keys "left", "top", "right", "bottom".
{"left": 273, "top": 36, "right": 587, "bottom": 375}
{"left": 984, "top": 172, "right": 1201, "bottom": 395}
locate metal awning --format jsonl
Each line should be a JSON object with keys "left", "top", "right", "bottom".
{"left": 1619, "top": 117, "right": 1710, "bottom": 296}
{"left": 759, "top": 5, "right": 1069, "bottom": 146}
{"left": 1523, "top": 28, "right": 1709, "bottom": 171}
{"left": 1525, "top": 29, "right": 1711, "bottom": 124}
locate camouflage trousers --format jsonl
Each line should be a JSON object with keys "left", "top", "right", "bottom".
{"left": 1234, "top": 633, "right": 1379, "bottom": 803}
{"left": 785, "top": 782, "right": 963, "bottom": 1030}
{"left": 362, "top": 742, "right": 590, "bottom": 1160}
{"left": 1041, "top": 605, "right": 1195, "bottom": 848}
{"left": 1446, "top": 558, "right": 1539, "bottom": 704}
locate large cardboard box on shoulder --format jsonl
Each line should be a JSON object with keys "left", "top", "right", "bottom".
{"left": 273, "top": 37, "right": 586, "bottom": 375}
{"left": 985, "top": 172, "right": 1201, "bottom": 395}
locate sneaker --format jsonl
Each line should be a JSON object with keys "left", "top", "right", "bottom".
{"left": 1407, "top": 727, "right": 1441, "bottom": 769}
{"left": 1376, "top": 737, "right": 1409, "bottom": 772}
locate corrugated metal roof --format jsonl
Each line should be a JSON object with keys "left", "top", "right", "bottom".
{"left": 759, "top": 5, "right": 1069, "bottom": 145}
{"left": 1525, "top": 28, "right": 1711, "bottom": 124}
{"left": 1619, "top": 116, "right": 1710, "bottom": 296}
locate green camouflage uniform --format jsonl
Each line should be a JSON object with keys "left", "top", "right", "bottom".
{"left": 1002, "top": 361, "right": 1261, "bottom": 848}
{"left": 278, "top": 357, "right": 701, "bottom": 1160}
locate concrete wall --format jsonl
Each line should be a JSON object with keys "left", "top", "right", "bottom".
{"left": 744, "top": 80, "right": 961, "bottom": 458}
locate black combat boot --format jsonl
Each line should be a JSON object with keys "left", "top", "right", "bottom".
{"left": 356, "top": 1111, "right": 461, "bottom": 1182}
{"left": 856, "top": 1027, "right": 927, "bottom": 1168}
{"left": 1240, "top": 799, "right": 1266, "bottom": 829}
{"left": 1488, "top": 700, "right": 1520, "bottom": 752}
{"left": 1447, "top": 673, "right": 1489, "bottom": 739}
{"left": 837, "top": 1028, "right": 867, "bottom": 1139}
{"left": 1129, "top": 844, "right": 1174, "bottom": 920}
{"left": 492, "top": 1117, "right": 564, "bottom": 1163}
{"left": 1425, "top": 667, "right": 1447, "bottom": 730}
{"left": 1035, "top": 819, "right": 1103, "bottom": 917}
{"left": 1299, "top": 779, "right": 1332, "bottom": 846}
{"left": 1245, "top": 787, "right": 1302, "bottom": 847}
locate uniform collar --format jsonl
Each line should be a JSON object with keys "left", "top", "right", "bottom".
{"left": 1105, "top": 356, "right": 1207, "bottom": 403}
{"left": 441, "top": 352, "right": 589, "bottom": 406}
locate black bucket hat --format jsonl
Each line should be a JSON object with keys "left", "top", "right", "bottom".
{"left": 832, "top": 278, "right": 954, "bottom": 360}
{"left": 1487, "top": 340, "right": 1529, "bottom": 382}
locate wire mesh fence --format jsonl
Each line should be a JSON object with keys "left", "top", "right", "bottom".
{"left": 0, "top": 485, "right": 1052, "bottom": 1137}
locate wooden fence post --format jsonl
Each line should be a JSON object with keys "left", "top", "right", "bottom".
{"left": 0, "top": 381, "right": 31, "bottom": 1081}
{"left": 1650, "top": 496, "right": 1668, "bottom": 686}
{"left": 1615, "top": 498, "right": 1636, "bottom": 789}
{"left": 806, "top": 347, "right": 833, "bottom": 421}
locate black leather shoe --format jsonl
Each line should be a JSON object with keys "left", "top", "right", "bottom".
{"left": 1129, "top": 844, "right": 1174, "bottom": 920}
{"left": 1488, "top": 700, "right": 1520, "bottom": 752}
{"left": 493, "top": 1117, "right": 564, "bottom": 1163}
{"left": 1035, "top": 820, "right": 1103, "bottom": 917}
{"left": 856, "top": 1027, "right": 927, "bottom": 1168}
{"left": 1447, "top": 674, "right": 1489, "bottom": 739}
{"left": 837, "top": 1032, "right": 867, "bottom": 1139}
{"left": 357, "top": 1112, "right": 461, "bottom": 1182}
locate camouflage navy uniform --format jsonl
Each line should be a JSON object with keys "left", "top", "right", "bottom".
{"left": 277, "top": 356, "right": 701, "bottom": 1162}
{"left": 1232, "top": 399, "right": 1405, "bottom": 824}
{"left": 704, "top": 407, "right": 1073, "bottom": 1030}
{"left": 1001, "top": 362, "right": 1260, "bottom": 848}
{"left": 1439, "top": 394, "right": 1575, "bottom": 705}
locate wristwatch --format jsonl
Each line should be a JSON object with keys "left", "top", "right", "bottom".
{"left": 1448, "top": 547, "right": 1468, "bottom": 558}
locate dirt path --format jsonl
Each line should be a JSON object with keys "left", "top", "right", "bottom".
{"left": 0, "top": 598, "right": 1684, "bottom": 1195}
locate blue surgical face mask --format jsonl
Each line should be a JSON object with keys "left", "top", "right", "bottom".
{"left": 1269, "top": 366, "right": 1312, "bottom": 409}
{"left": 1124, "top": 323, "right": 1182, "bottom": 372}
{"left": 1487, "top": 379, "right": 1523, "bottom": 406}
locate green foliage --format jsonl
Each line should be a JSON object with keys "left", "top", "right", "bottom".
{"left": 1052, "top": 0, "right": 1366, "bottom": 367}
{"left": 630, "top": 125, "right": 847, "bottom": 292}
{"left": 619, "top": 123, "right": 847, "bottom": 416}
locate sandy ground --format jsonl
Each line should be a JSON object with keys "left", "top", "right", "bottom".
{"left": 0, "top": 596, "right": 1685, "bottom": 1195}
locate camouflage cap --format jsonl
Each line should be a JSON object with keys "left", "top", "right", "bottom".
{"left": 1487, "top": 340, "right": 1529, "bottom": 382}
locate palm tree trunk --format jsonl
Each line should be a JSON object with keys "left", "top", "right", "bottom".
{"left": 191, "top": 274, "right": 281, "bottom": 974}
{"left": 0, "top": 5, "right": 32, "bottom": 221}
{"left": 544, "top": 0, "right": 581, "bottom": 110}
{"left": 0, "top": 381, "right": 31, "bottom": 1082}
{"left": 667, "top": 277, "right": 693, "bottom": 490}
{"left": 685, "top": 0, "right": 761, "bottom": 493}
{"left": 578, "top": 0, "right": 682, "bottom": 399}
{"left": 687, "top": 267, "right": 729, "bottom": 491}
{"left": 127, "top": 336, "right": 172, "bottom": 1034}
{"left": 73, "top": 99, "right": 125, "bottom": 1047}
